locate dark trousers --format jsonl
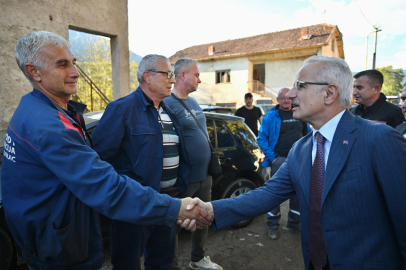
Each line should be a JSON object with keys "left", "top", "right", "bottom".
{"left": 110, "top": 220, "right": 176, "bottom": 270}
{"left": 173, "top": 175, "right": 212, "bottom": 267}
{"left": 266, "top": 156, "right": 301, "bottom": 229}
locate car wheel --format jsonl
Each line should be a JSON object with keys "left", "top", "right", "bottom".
{"left": 0, "top": 226, "right": 14, "bottom": 270}
{"left": 220, "top": 178, "right": 257, "bottom": 229}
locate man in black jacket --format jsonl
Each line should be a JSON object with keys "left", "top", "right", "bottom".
{"left": 350, "top": 69, "right": 403, "bottom": 128}
{"left": 395, "top": 83, "right": 406, "bottom": 137}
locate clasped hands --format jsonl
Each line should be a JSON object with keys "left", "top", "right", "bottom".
{"left": 177, "top": 197, "right": 214, "bottom": 231}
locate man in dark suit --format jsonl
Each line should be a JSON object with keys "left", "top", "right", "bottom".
{"left": 182, "top": 56, "right": 406, "bottom": 270}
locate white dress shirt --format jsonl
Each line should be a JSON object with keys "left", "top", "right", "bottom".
{"left": 311, "top": 110, "right": 346, "bottom": 170}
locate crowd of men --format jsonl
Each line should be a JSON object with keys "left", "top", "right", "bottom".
{"left": 2, "top": 30, "right": 406, "bottom": 270}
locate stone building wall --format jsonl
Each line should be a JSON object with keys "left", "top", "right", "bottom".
{"left": 0, "top": 0, "right": 130, "bottom": 141}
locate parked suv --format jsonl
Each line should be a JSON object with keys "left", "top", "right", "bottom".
{"left": 0, "top": 111, "right": 264, "bottom": 270}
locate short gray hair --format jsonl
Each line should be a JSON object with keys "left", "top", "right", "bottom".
{"left": 174, "top": 58, "right": 199, "bottom": 78}
{"left": 137, "top": 54, "right": 169, "bottom": 83}
{"left": 15, "top": 31, "right": 71, "bottom": 85}
{"left": 304, "top": 56, "right": 353, "bottom": 108}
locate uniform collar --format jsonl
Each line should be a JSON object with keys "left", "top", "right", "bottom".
{"left": 32, "top": 88, "right": 87, "bottom": 114}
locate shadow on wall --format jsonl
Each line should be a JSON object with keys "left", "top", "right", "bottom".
{"left": 190, "top": 82, "right": 215, "bottom": 104}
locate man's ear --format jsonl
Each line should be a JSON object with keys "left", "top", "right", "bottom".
{"left": 325, "top": 84, "right": 339, "bottom": 105}
{"left": 373, "top": 84, "right": 381, "bottom": 94}
{"left": 180, "top": 71, "right": 185, "bottom": 81}
{"left": 143, "top": 71, "right": 151, "bottom": 84}
{"left": 25, "top": 64, "right": 41, "bottom": 82}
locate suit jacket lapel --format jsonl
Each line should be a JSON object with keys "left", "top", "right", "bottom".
{"left": 299, "top": 134, "right": 313, "bottom": 206}
{"left": 322, "top": 110, "right": 357, "bottom": 206}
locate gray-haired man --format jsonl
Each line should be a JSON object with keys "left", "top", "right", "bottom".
{"left": 165, "top": 59, "right": 222, "bottom": 270}
{"left": 2, "top": 32, "right": 211, "bottom": 270}
{"left": 92, "top": 54, "right": 200, "bottom": 270}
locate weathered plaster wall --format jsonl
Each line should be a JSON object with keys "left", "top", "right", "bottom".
{"left": 184, "top": 43, "right": 342, "bottom": 109}
{"left": 321, "top": 37, "right": 340, "bottom": 58}
{"left": 263, "top": 56, "right": 308, "bottom": 91}
{"left": 0, "top": 0, "right": 129, "bottom": 141}
{"left": 192, "top": 57, "right": 249, "bottom": 108}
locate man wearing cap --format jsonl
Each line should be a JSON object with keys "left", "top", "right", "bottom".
{"left": 235, "top": 93, "right": 263, "bottom": 136}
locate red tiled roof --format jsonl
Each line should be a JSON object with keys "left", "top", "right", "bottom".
{"left": 169, "top": 24, "right": 342, "bottom": 63}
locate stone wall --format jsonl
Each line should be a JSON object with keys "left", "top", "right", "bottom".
{"left": 0, "top": 0, "right": 129, "bottom": 141}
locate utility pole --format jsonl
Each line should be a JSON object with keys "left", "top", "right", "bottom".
{"left": 366, "top": 27, "right": 381, "bottom": 70}
{"left": 372, "top": 27, "right": 382, "bottom": 69}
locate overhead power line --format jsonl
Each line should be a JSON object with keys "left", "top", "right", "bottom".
{"left": 354, "top": 0, "right": 375, "bottom": 28}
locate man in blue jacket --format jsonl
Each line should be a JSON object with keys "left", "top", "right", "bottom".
{"left": 1, "top": 31, "right": 211, "bottom": 270}
{"left": 258, "top": 88, "right": 311, "bottom": 240}
{"left": 92, "top": 54, "right": 192, "bottom": 270}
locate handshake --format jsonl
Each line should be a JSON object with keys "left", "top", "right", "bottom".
{"left": 176, "top": 198, "right": 214, "bottom": 231}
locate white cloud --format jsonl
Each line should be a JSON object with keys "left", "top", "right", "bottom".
{"left": 388, "top": 50, "right": 406, "bottom": 69}
{"left": 127, "top": 0, "right": 406, "bottom": 72}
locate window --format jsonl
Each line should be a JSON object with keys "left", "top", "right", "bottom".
{"left": 216, "top": 70, "right": 230, "bottom": 84}
{"left": 331, "top": 38, "right": 335, "bottom": 52}
{"left": 215, "top": 120, "right": 235, "bottom": 148}
{"left": 206, "top": 119, "right": 216, "bottom": 148}
{"left": 206, "top": 119, "right": 235, "bottom": 148}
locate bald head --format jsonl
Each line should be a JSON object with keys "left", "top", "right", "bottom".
{"left": 277, "top": 88, "right": 291, "bottom": 111}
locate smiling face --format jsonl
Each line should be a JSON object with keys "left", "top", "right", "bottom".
{"left": 401, "top": 86, "right": 406, "bottom": 120}
{"left": 286, "top": 62, "right": 326, "bottom": 126}
{"left": 34, "top": 45, "right": 79, "bottom": 103}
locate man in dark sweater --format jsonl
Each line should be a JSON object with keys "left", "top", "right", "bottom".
{"left": 235, "top": 93, "right": 263, "bottom": 136}
{"left": 350, "top": 69, "right": 403, "bottom": 128}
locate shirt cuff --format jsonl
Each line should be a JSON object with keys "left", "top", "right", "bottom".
{"left": 163, "top": 197, "right": 182, "bottom": 227}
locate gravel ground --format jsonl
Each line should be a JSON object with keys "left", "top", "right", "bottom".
{"left": 15, "top": 201, "right": 303, "bottom": 270}
{"left": 101, "top": 200, "right": 304, "bottom": 270}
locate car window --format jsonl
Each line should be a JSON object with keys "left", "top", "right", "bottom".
{"left": 215, "top": 120, "right": 235, "bottom": 148}
{"left": 206, "top": 119, "right": 216, "bottom": 148}
{"left": 226, "top": 120, "right": 258, "bottom": 151}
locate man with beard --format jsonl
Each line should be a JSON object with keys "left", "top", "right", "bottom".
{"left": 235, "top": 93, "right": 263, "bottom": 136}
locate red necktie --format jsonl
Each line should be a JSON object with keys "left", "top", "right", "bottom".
{"left": 309, "top": 132, "right": 327, "bottom": 270}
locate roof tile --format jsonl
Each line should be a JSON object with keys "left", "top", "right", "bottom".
{"left": 169, "top": 24, "right": 338, "bottom": 62}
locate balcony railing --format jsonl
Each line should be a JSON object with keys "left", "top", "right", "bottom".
{"left": 247, "top": 80, "right": 278, "bottom": 100}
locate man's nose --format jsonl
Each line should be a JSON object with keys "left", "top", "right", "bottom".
{"left": 71, "top": 64, "right": 80, "bottom": 78}
{"left": 169, "top": 76, "right": 176, "bottom": 84}
{"left": 286, "top": 88, "right": 296, "bottom": 99}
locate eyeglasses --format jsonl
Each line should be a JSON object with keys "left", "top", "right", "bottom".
{"left": 147, "top": 70, "right": 175, "bottom": 79}
{"left": 293, "top": 80, "right": 329, "bottom": 91}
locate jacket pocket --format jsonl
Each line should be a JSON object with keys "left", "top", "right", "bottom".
{"left": 127, "top": 125, "right": 157, "bottom": 159}
{"left": 129, "top": 125, "right": 156, "bottom": 136}
{"left": 39, "top": 198, "right": 90, "bottom": 264}
{"left": 336, "top": 167, "right": 361, "bottom": 183}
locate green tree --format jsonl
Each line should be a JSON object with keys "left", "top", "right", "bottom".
{"left": 130, "top": 59, "right": 139, "bottom": 92}
{"left": 70, "top": 36, "right": 138, "bottom": 112}
{"left": 376, "top": 65, "right": 405, "bottom": 96}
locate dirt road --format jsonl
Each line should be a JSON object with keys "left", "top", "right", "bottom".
{"left": 101, "top": 200, "right": 304, "bottom": 270}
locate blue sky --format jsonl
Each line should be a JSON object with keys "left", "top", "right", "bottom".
{"left": 128, "top": 0, "right": 406, "bottom": 73}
